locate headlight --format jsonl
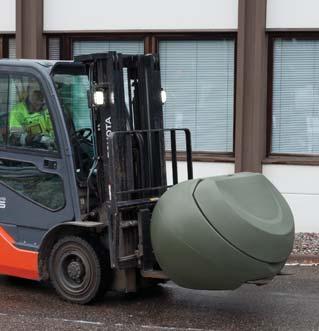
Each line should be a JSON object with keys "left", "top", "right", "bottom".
{"left": 161, "top": 89, "right": 167, "bottom": 104}
{"left": 93, "top": 91, "right": 105, "bottom": 106}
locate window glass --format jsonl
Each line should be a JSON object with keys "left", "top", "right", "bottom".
{"left": 72, "top": 40, "right": 144, "bottom": 57}
{"left": 3, "top": 74, "right": 57, "bottom": 152}
{"left": 160, "top": 40, "right": 235, "bottom": 152}
{"left": 72, "top": 40, "right": 144, "bottom": 117}
{"left": 53, "top": 73, "right": 91, "bottom": 130}
{"left": 8, "top": 38, "right": 16, "bottom": 59}
{"left": 52, "top": 68, "right": 94, "bottom": 180}
{"left": 0, "top": 159, "right": 65, "bottom": 210}
{"left": 48, "top": 38, "right": 60, "bottom": 60}
{"left": 0, "top": 75, "right": 8, "bottom": 145}
{"left": 272, "top": 39, "right": 319, "bottom": 154}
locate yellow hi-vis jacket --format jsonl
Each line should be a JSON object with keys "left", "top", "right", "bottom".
{"left": 9, "top": 102, "right": 54, "bottom": 137}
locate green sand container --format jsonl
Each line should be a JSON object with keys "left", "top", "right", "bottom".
{"left": 151, "top": 173, "right": 294, "bottom": 290}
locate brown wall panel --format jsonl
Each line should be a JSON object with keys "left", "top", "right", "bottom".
{"left": 0, "top": 37, "right": 3, "bottom": 58}
{"left": 16, "top": 0, "right": 45, "bottom": 59}
{"left": 235, "top": 0, "right": 268, "bottom": 173}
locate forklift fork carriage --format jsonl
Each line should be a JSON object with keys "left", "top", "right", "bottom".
{"left": 107, "top": 128, "right": 193, "bottom": 271}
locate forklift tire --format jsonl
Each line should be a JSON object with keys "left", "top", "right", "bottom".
{"left": 49, "top": 236, "right": 109, "bottom": 304}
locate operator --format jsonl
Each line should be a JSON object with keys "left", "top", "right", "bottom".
{"left": 9, "top": 87, "right": 56, "bottom": 150}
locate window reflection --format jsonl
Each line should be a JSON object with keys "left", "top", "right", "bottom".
{"left": 0, "top": 159, "right": 65, "bottom": 210}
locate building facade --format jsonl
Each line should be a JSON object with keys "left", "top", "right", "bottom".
{"left": 0, "top": 0, "right": 319, "bottom": 232}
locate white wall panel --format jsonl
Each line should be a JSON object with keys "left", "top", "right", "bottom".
{"left": 267, "top": 0, "right": 319, "bottom": 29}
{"left": 263, "top": 165, "right": 319, "bottom": 232}
{"left": 283, "top": 194, "right": 319, "bottom": 232}
{"left": 263, "top": 165, "right": 319, "bottom": 195}
{"left": 166, "top": 162, "right": 235, "bottom": 185}
{"left": 0, "top": 0, "right": 15, "bottom": 33}
{"left": 44, "top": 0, "right": 238, "bottom": 32}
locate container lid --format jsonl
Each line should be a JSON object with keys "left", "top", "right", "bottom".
{"left": 193, "top": 173, "right": 294, "bottom": 263}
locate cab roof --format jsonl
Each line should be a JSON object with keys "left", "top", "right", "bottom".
{"left": 0, "top": 59, "right": 74, "bottom": 74}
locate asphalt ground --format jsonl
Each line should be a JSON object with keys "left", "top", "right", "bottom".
{"left": 0, "top": 266, "right": 318, "bottom": 331}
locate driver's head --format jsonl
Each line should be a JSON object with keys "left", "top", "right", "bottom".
{"left": 28, "top": 89, "right": 44, "bottom": 112}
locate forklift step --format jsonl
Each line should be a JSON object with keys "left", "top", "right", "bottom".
{"left": 141, "top": 270, "right": 169, "bottom": 280}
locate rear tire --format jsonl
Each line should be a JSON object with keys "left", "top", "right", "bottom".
{"left": 49, "top": 236, "right": 109, "bottom": 304}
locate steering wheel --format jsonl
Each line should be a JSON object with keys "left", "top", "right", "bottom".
{"left": 74, "top": 128, "right": 92, "bottom": 141}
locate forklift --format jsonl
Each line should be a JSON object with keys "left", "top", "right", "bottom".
{"left": 0, "top": 53, "right": 294, "bottom": 304}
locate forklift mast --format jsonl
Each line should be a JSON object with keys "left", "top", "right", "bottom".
{"left": 75, "top": 53, "right": 166, "bottom": 203}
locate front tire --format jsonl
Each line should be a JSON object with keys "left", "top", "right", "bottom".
{"left": 49, "top": 236, "right": 109, "bottom": 304}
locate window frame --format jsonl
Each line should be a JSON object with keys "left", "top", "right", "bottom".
{"left": 266, "top": 32, "right": 319, "bottom": 166}
{"left": 46, "top": 33, "right": 149, "bottom": 60}
{"left": 0, "top": 68, "right": 62, "bottom": 158}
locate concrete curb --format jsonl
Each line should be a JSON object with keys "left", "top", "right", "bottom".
{"left": 287, "top": 255, "right": 319, "bottom": 266}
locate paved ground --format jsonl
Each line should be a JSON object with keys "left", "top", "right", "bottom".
{"left": 0, "top": 266, "right": 318, "bottom": 331}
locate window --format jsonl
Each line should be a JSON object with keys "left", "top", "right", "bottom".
{"left": 52, "top": 66, "right": 93, "bottom": 180}
{"left": 8, "top": 38, "right": 16, "bottom": 59}
{"left": 46, "top": 35, "right": 236, "bottom": 155}
{"left": 0, "top": 36, "right": 15, "bottom": 59}
{"left": 72, "top": 40, "right": 144, "bottom": 57}
{"left": 53, "top": 70, "right": 91, "bottom": 130}
{"left": 0, "top": 73, "right": 57, "bottom": 152}
{"left": 160, "top": 39, "right": 235, "bottom": 153}
{"left": 0, "top": 159, "right": 65, "bottom": 210}
{"left": 271, "top": 38, "right": 319, "bottom": 155}
{"left": 72, "top": 39, "right": 144, "bottom": 111}
{"left": 48, "top": 38, "right": 60, "bottom": 60}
